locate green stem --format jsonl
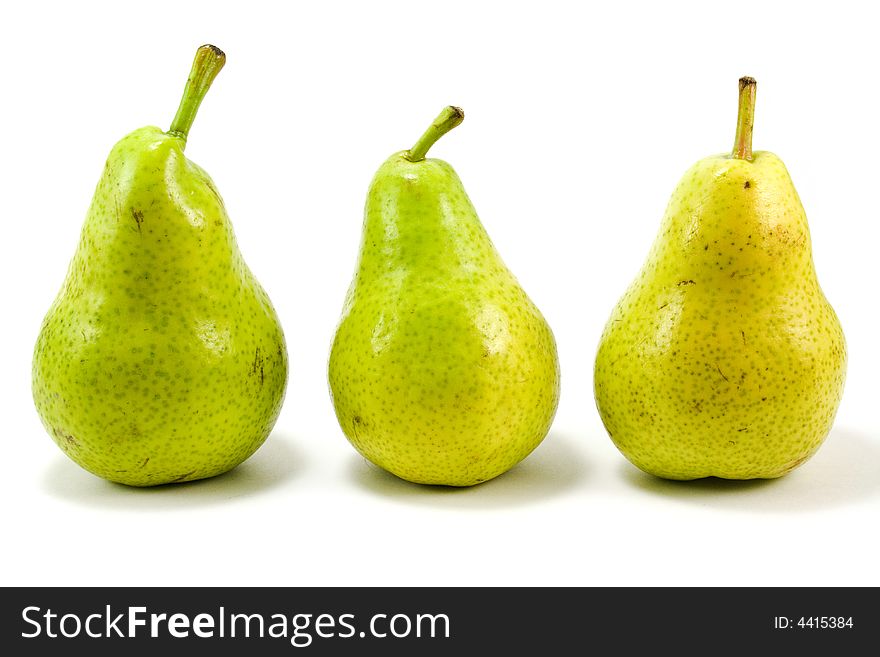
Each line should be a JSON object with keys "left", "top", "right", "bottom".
{"left": 405, "top": 106, "right": 465, "bottom": 162}
{"left": 168, "top": 44, "right": 226, "bottom": 144}
{"left": 732, "top": 76, "right": 757, "bottom": 160}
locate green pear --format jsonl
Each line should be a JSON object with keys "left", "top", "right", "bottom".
{"left": 594, "top": 77, "right": 846, "bottom": 480}
{"left": 32, "top": 45, "right": 288, "bottom": 486}
{"left": 329, "top": 107, "right": 560, "bottom": 487}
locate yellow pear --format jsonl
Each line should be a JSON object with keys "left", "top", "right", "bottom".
{"left": 594, "top": 78, "right": 846, "bottom": 480}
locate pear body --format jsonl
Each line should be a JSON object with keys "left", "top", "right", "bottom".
{"left": 32, "top": 127, "right": 288, "bottom": 486}
{"left": 329, "top": 152, "right": 559, "bottom": 486}
{"left": 594, "top": 152, "right": 846, "bottom": 480}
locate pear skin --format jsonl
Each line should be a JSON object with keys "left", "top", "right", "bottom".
{"left": 32, "top": 46, "right": 288, "bottom": 486}
{"left": 329, "top": 107, "right": 560, "bottom": 486}
{"left": 594, "top": 78, "right": 846, "bottom": 480}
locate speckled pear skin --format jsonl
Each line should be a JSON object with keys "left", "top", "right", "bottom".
{"left": 329, "top": 152, "right": 560, "bottom": 486}
{"left": 594, "top": 151, "right": 846, "bottom": 480}
{"left": 32, "top": 127, "right": 288, "bottom": 486}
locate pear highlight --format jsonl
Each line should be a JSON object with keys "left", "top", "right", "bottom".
{"left": 329, "top": 107, "right": 560, "bottom": 486}
{"left": 594, "top": 77, "right": 846, "bottom": 480}
{"left": 32, "top": 45, "right": 288, "bottom": 486}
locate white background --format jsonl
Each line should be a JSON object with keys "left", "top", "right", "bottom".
{"left": 1, "top": 0, "right": 878, "bottom": 587}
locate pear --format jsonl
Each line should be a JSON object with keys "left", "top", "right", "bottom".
{"left": 32, "top": 45, "right": 288, "bottom": 486}
{"left": 594, "top": 77, "right": 846, "bottom": 480}
{"left": 329, "top": 107, "right": 560, "bottom": 486}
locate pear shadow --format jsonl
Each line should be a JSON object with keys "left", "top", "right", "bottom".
{"left": 347, "top": 431, "right": 589, "bottom": 510}
{"left": 41, "top": 433, "right": 306, "bottom": 511}
{"left": 619, "top": 427, "right": 880, "bottom": 512}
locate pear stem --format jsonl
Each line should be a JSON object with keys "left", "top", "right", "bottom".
{"left": 732, "top": 76, "right": 757, "bottom": 160}
{"left": 405, "top": 106, "right": 465, "bottom": 162}
{"left": 168, "top": 45, "right": 226, "bottom": 144}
